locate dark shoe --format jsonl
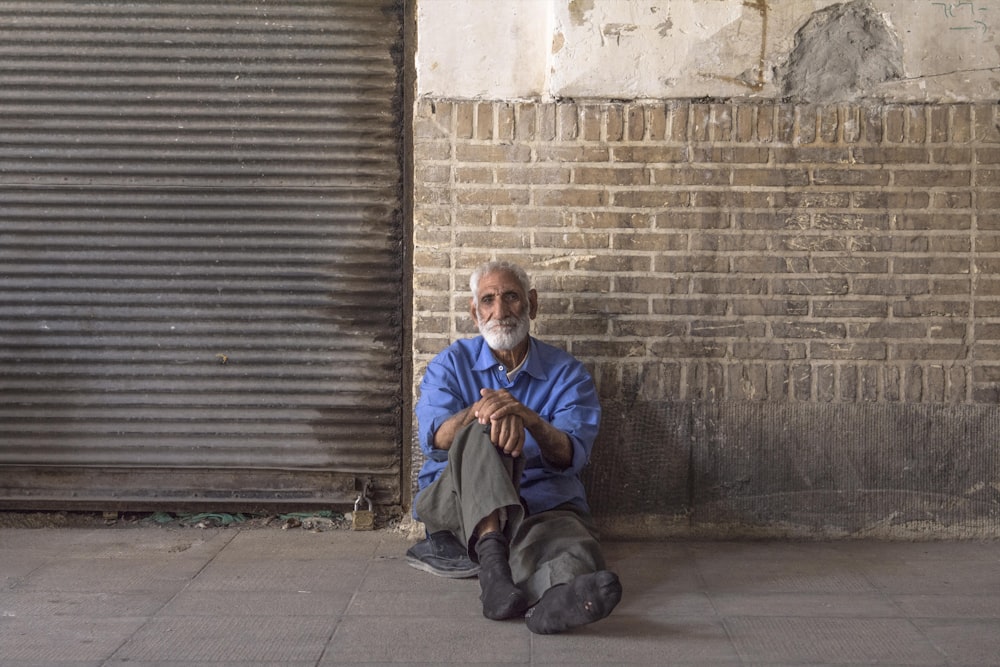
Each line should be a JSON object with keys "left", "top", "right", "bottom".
{"left": 405, "top": 530, "right": 480, "bottom": 578}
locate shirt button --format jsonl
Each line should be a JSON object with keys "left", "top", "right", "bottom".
{"left": 499, "top": 366, "right": 505, "bottom": 371}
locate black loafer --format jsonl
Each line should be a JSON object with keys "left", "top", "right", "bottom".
{"left": 405, "top": 530, "right": 480, "bottom": 578}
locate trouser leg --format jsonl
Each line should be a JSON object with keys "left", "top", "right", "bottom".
{"left": 508, "top": 505, "right": 606, "bottom": 604}
{"left": 414, "top": 421, "right": 525, "bottom": 557}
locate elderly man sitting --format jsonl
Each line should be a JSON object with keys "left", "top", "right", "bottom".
{"left": 406, "top": 259, "right": 621, "bottom": 634}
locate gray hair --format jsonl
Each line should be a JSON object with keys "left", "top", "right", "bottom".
{"left": 469, "top": 260, "right": 532, "bottom": 299}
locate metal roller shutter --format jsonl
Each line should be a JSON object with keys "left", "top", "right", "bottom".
{"left": 0, "top": 1, "right": 404, "bottom": 510}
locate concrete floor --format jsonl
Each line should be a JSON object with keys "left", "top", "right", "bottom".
{"left": 1, "top": 525, "right": 999, "bottom": 666}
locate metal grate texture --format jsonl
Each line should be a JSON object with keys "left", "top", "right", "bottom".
{"left": 0, "top": 0, "right": 404, "bottom": 509}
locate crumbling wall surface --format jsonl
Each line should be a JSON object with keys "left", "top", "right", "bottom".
{"left": 780, "top": 0, "right": 902, "bottom": 103}
{"left": 416, "top": 0, "right": 1000, "bottom": 103}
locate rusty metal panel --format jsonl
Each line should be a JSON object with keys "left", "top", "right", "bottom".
{"left": 0, "top": 1, "right": 404, "bottom": 508}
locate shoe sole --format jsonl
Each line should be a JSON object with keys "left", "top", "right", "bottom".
{"left": 405, "top": 555, "right": 480, "bottom": 579}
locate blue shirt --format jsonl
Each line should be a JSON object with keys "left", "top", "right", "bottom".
{"left": 415, "top": 336, "right": 601, "bottom": 515}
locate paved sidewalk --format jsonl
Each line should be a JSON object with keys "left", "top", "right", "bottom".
{"left": 1, "top": 525, "right": 999, "bottom": 665}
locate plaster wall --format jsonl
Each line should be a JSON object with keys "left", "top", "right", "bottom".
{"left": 417, "top": 0, "right": 1000, "bottom": 103}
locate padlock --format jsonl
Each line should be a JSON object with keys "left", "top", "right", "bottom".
{"left": 351, "top": 488, "right": 375, "bottom": 531}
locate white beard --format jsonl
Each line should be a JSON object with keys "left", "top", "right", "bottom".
{"left": 479, "top": 314, "right": 530, "bottom": 351}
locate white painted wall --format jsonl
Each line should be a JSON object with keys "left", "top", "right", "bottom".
{"left": 416, "top": 0, "right": 1000, "bottom": 102}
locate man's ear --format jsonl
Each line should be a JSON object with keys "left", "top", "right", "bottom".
{"left": 528, "top": 288, "right": 539, "bottom": 320}
{"left": 469, "top": 296, "right": 478, "bottom": 325}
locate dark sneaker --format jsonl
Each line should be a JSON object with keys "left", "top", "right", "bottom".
{"left": 405, "top": 530, "right": 480, "bottom": 578}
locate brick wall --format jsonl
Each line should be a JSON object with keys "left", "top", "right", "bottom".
{"left": 411, "top": 99, "right": 1000, "bottom": 537}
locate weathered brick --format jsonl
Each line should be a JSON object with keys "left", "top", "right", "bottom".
{"left": 650, "top": 340, "right": 726, "bottom": 358}
{"left": 454, "top": 166, "right": 492, "bottom": 183}
{"left": 495, "top": 209, "right": 571, "bottom": 227}
{"left": 729, "top": 363, "right": 769, "bottom": 401}
{"left": 611, "top": 318, "right": 687, "bottom": 338}
{"left": 812, "top": 256, "right": 888, "bottom": 273}
{"left": 951, "top": 105, "right": 973, "bottom": 143}
{"left": 453, "top": 230, "right": 531, "bottom": 249}
{"left": 533, "top": 231, "right": 609, "bottom": 249}
{"left": 798, "top": 106, "right": 818, "bottom": 144}
{"left": 712, "top": 104, "right": 734, "bottom": 141}
{"left": 692, "top": 276, "right": 767, "bottom": 295}
{"left": 535, "top": 146, "right": 611, "bottom": 162}
{"left": 853, "top": 191, "right": 930, "bottom": 209}
{"left": 731, "top": 299, "right": 809, "bottom": 316}
{"left": 812, "top": 342, "right": 887, "bottom": 360}
{"left": 894, "top": 257, "right": 970, "bottom": 274}
{"left": 667, "top": 101, "right": 688, "bottom": 141}
{"left": 850, "top": 146, "right": 930, "bottom": 165}
{"left": 575, "top": 166, "right": 650, "bottom": 186}
{"left": 535, "top": 317, "right": 609, "bottom": 336}
{"left": 495, "top": 166, "right": 571, "bottom": 185}
{"left": 652, "top": 298, "right": 727, "bottom": 316}
{"left": 772, "top": 321, "right": 846, "bottom": 339}
{"left": 736, "top": 105, "right": 755, "bottom": 142}
{"left": 977, "top": 169, "right": 1000, "bottom": 187}
{"left": 558, "top": 103, "right": 579, "bottom": 140}
{"left": 626, "top": 104, "right": 646, "bottom": 141}
{"left": 732, "top": 167, "right": 809, "bottom": 187}
{"left": 615, "top": 232, "right": 687, "bottom": 252}
{"left": 643, "top": 104, "right": 667, "bottom": 141}
{"left": 691, "top": 103, "right": 711, "bottom": 141}
{"left": 932, "top": 147, "right": 972, "bottom": 164}
{"left": 860, "top": 365, "right": 879, "bottom": 401}
{"left": 853, "top": 278, "right": 930, "bottom": 296}
{"left": 815, "top": 212, "right": 889, "bottom": 231}
{"left": 813, "top": 168, "right": 890, "bottom": 186}
{"left": 813, "top": 300, "right": 887, "bottom": 318}
{"left": 774, "top": 146, "right": 852, "bottom": 164}
{"left": 537, "top": 103, "right": 557, "bottom": 141}
{"left": 732, "top": 342, "right": 807, "bottom": 359}
{"left": 931, "top": 191, "right": 972, "bottom": 209}
{"left": 907, "top": 106, "right": 928, "bottom": 143}
{"left": 690, "top": 320, "right": 767, "bottom": 338}
{"left": 840, "top": 365, "right": 858, "bottom": 401}
{"left": 654, "top": 211, "right": 730, "bottom": 229}
{"left": 894, "top": 343, "right": 969, "bottom": 360}
{"left": 613, "top": 190, "right": 690, "bottom": 208}
{"left": 455, "top": 187, "right": 529, "bottom": 206}
{"left": 818, "top": 106, "right": 839, "bottom": 143}
{"left": 606, "top": 104, "right": 624, "bottom": 141}
{"left": 885, "top": 106, "right": 906, "bottom": 143}
{"left": 692, "top": 146, "right": 769, "bottom": 163}
{"left": 455, "top": 144, "right": 531, "bottom": 163}
{"left": 790, "top": 363, "right": 812, "bottom": 400}
{"left": 652, "top": 166, "right": 730, "bottom": 186}
{"left": 816, "top": 364, "right": 836, "bottom": 402}
{"left": 580, "top": 105, "right": 602, "bottom": 141}
{"left": 733, "top": 256, "right": 809, "bottom": 273}
{"left": 974, "top": 104, "right": 1000, "bottom": 142}
{"left": 926, "top": 106, "right": 948, "bottom": 142}
{"left": 691, "top": 232, "right": 768, "bottom": 252}
{"left": 772, "top": 278, "right": 849, "bottom": 296}
{"left": 757, "top": 104, "right": 775, "bottom": 142}
{"left": 533, "top": 188, "right": 607, "bottom": 207}
{"left": 891, "top": 300, "right": 970, "bottom": 317}
{"left": 841, "top": 106, "right": 862, "bottom": 143}
{"left": 475, "top": 102, "right": 494, "bottom": 140}
{"left": 612, "top": 145, "right": 687, "bottom": 163}
{"left": 895, "top": 213, "right": 971, "bottom": 233}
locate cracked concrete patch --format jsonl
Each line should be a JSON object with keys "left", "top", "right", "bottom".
{"left": 780, "top": 0, "right": 902, "bottom": 103}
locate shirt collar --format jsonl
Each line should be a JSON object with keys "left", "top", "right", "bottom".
{"left": 472, "top": 336, "right": 548, "bottom": 381}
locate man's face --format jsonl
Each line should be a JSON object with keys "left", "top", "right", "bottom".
{"left": 471, "top": 270, "right": 538, "bottom": 351}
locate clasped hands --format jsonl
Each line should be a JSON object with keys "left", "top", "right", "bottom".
{"left": 473, "top": 388, "right": 532, "bottom": 458}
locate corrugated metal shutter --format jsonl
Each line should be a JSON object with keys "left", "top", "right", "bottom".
{"left": 0, "top": 1, "right": 404, "bottom": 509}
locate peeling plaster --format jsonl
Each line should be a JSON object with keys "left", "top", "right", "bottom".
{"left": 416, "top": 0, "right": 1000, "bottom": 103}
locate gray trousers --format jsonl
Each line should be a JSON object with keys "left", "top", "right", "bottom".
{"left": 414, "top": 422, "right": 606, "bottom": 603}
